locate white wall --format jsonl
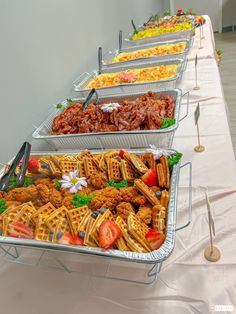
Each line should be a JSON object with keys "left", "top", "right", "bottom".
{"left": 0, "top": 0, "right": 165, "bottom": 164}
{"left": 222, "top": 0, "right": 236, "bottom": 27}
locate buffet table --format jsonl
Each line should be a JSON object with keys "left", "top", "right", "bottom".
{"left": 1, "top": 16, "right": 236, "bottom": 314}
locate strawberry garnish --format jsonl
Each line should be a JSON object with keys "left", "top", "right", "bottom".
{"left": 27, "top": 158, "right": 40, "bottom": 172}
{"left": 57, "top": 233, "right": 72, "bottom": 245}
{"left": 8, "top": 222, "right": 34, "bottom": 239}
{"left": 70, "top": 236, "right": 84, "bottom": 246}
{"left": 118, "top": 149, "right": 125, "bottom": 158}
{"left": 141, "top": 168, "right": 157, "bottom": 186}
{"left": 145, "top": 230, "right": 165, "bottom": 250}
{"left": 98, "top": 220, "right": 122, "bottom": 249}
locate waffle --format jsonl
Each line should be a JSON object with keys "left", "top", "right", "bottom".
{"left": 143, "top": 153, "right": 156, "bottom": 170}
{"left": 129, "top": 154, "right": 148, "bottom": 174}
{"left": 45, "top": 205, "right": 68, "bottom": 231}
{"left": 84, "top": 157, "right": 98, "bottom": 177}
{"left": 107, "top": 158, "right": 122, "bottom": 182}
{"left": 66, "top": 206, "right": 90, "bottom": 236}
{"left": 84, "top": 216, "right": 97, "bottom": 247}
{"left": 156, "top": 163, "right": 165, "bottom": 187}
{"left": 60, "top": 160, "right": 78, "bottom": 175}
{"left": 35, "top": 216, "right": 51, "bottom": 241}
{"left": 152, "top": 205, "right": 166, "bottom": 232}
{"left": 62, "top": 155, "right": 77, "bottom": 162}
{"left": 90, "top": 209, "right": 114, "bottom": 244}
{"left": 116, "top": 202, "right": 135, "bottom": 222}
{"left": 78, "top": 210, "right": 92, "bottom": 232}
{"left": 75, "top": 150, "right": 93, "bottom": 162}
{"left": 127, "top": 213, "right": 150, "bottom": 252}
{"left": 134, "top": 179, "right": 160, "bottom": 206}
{"left": 14, "top": 203, "right": 36, "bottom": 226}
{"left": 160, "top": 156, "right": 170, "bottom": 188}
{"left": 77, "top": 161, "right": 86, "bottom": 177}
{"left": 32, "top": 202, "right": 56, "bottom": 223}
{"left": 161, "top": 190, "right": 170, "bottom": 209}
{"left": 48, "top": 158, "right": 62, "bottom": 177}
{"left": 94, "top": 154, "right": 107, "bottom": 172}
{"left": 116, "top": 236, "right": 130, "bottom": 251}
{"left": 115, "top": 216, "right": 147, "bottom": 253}
{"left": 120, "top": 160, "right": 135, "bottom": 182}
{"left": 104, "top": 150, "right": 118, "bottom": 159}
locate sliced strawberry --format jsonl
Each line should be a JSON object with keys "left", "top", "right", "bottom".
{"left": 141, "top": 168, "right": 157, "bottom": 186}
{"left": 118, "top": 149, "right": 125, "bottom": 158}
{"left": 70, "top": 236, "right": 84, "bottom": 246}
{"left": 28, "top": 158, "right": 40, "bottom": 172}
{"left": 98, "top": 220, "right": 122, "bottom": 249}
{"left": 9, "top": 222, "right": 34, "bottom": 239}
{"left": 146, "top": 231, "right": 165, "bottom": 250}
{"left": 57, "top": 233, "right": 72, "bottom": 245}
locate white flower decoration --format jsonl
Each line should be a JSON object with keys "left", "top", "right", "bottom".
{"left": 101, "top": 102, "right": 120, "bottom": 113}
{"left": 146, "top": 144, "right": 173, "bottom": 160}
{"left": 59, "top": 170, "right": 87, "bottom": 194}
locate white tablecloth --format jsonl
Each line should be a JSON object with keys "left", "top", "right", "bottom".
{"left": 1, "top": 16, "right": 236, "bottom": 314}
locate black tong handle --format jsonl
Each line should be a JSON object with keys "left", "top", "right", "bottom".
{"left": 118, "top": 30, "right": 123, "bottom": 53}
{"left": 83, "top": 88, "right": 98, "bottom": 109}
{"left": 0, "top": 142, "right": 31, "bottom": 191}
{"left": 98, "top": 47, "right": 102, "bottom": 75}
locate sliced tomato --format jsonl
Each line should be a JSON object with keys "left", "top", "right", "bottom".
{"left": 141, "top": 168, "right": 157, "bottom": 186}
{"left": 146, "top": 232, "right": 165, "bottom": 251}
{"left": 70, "top": 236, "right": 84, "bottom": 246}
{"left": 27, "top": 158, "right": 40, "bottom": 172}
{"left": 118, "top": 149, "right": 125, "bottom": 158}
{"left": 9, "top": 222, "right": 34, "bottom": 239}
{"left": 57, "top": 233, "right": 72, "bottom": 245}
{"left": 98, "top": 220, "right": 122, "bottom": 249}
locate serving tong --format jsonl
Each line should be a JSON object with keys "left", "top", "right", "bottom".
{"left": 0, "top": 142, "right": 31, "bottom": 191}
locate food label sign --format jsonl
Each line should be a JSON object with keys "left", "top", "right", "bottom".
{"left": 194, "top": 103, "right": 200, "bottom": 125}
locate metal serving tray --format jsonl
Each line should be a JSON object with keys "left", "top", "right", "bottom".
{"left": 32, "top": 89, "right": 189, "bottom": 150}
{"left": 0, "top": 149, "right": 192, "bottom": 270}
{"left": 124, "top": 26, "right": 195, "bottom": 47}
{"left": 72, "top": 58, "right": 186, "bottom": 97}
{"left": 102, "top": 39, "right": 191, "bottom": 68}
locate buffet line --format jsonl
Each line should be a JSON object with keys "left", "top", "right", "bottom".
{"left": 0, "top": 10, "right": 206, "bottom": 283}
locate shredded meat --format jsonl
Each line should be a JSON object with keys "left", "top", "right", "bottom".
{"left": 51, "top": 92, "right": 175, "bottom": 134}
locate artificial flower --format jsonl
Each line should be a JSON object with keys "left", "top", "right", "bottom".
{"left": 146, "top": 144, "right": 173, "bottom": 160}
{"left": 101, "top": 102, "right": 120, "bottom": 113}
{"left": 59, "top": 170, "right": 87, "bottom": 193}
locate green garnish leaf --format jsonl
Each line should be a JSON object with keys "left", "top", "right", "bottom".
{"left": 168, "top": 152, "right": 183, "bottom": 170}
{"left": 56, "top": 103, "right": 63, "bottom": 109}
{"left": 72, "top": 194, "right": 96, "bottom": 208}
{"left": 0, "top": 199, "right": 7, "bottom": 214}
{"left": 106, "top": 180, "right": 128, "bottom": 190}
{"left": 55, "top": 180, "right": 62, "bottom": 189}
{"left": 66, "top": 98, "right": 73, "bottom": 104}
{"left": 161, "top": 118, "right": 176, "bottom": 129}
{"left": 7, "top": 176, "right": 33, "bottom": 191}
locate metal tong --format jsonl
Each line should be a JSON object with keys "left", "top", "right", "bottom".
{"left": 0, "top": 141, "right": 31, "bottom": 191}
{"left": 82, "top": 88, "right": 99, "bottom": 109}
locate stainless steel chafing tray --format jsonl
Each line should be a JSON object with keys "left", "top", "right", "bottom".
{"left": 72, "top": 58, "right": 187, "bottom": 97}
{"left": 102, "top": 39, "right": 191, "bottom": 68}
{"left": 124, "top": 25, "right": 195, "bottom": 46}
{"left": 32, "top": 89, "right": 190, "bottom": 150}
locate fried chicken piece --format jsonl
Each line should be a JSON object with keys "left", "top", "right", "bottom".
{"left": 0, "top": 191, "right": 6, "bottom": 199}
{"left": 5, "top": 185, "right": 38, "bottom": 203}
{"left": 116, "top": 202, "right": 135, "bottom": 222}
{"left": 90, "top": 187, "right": 122, "bottom": 211}
{"left": 49, "top": 187, "right": 63, "bottom": 208}
{"left": 34, "top": 178, "right": 55, "bottom": 188}
{"left": 36, "top": 184, "right": 50, "bottom": 204}
{"left": 133, "top": 195, "right": 146, "bottom": 206}
{"left": 89, "top": 172, "right": 108, "bottom": 189}
{"left": 120, "top": 187, "right": 138, "bottom": 202}
{"left": 62, "top": 195, "right": 73, "bottom": 209}
{"left": 5, "top": 201, "right": 21, "bottom": 208}
{"left": 136, "top": 205, "right": 152, "bottom": 225}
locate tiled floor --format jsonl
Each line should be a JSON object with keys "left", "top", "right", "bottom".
{"left": 215, "top": 32, "right": 236, "bottom": 155}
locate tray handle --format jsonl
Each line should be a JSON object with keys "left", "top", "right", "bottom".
{"left": 175, "top": 162, "right": 192, "bottom": 231}
{"left": 73, "top": 72, "right": 91, "bottom": 92}
{"left": 179, "top": 90, "right": 190, "bottom": 122}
